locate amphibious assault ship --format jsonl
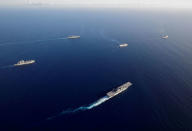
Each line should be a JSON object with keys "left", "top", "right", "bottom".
{"left": 14, "top": 60, "right": 35, "bottom": 66}
{"left": 107, "top": 82, "right": 132, "bottom": 98}
{"left": 67, "top": 35, "right": 80, "bottom": 39}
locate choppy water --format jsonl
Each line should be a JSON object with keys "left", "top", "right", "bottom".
{"left": 0, "top": 8, "right": 192, "bottom": 130}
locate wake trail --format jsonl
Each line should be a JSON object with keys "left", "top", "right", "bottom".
{"left": 111, "top": 39, "right": 121, "bottom": 44}
{"left": 47, "top": 96, "right": 110, "bottom": 120}
{"left": 56, "top": 37, "right": 68, "bottom": 40}
{"left": 0, "top": 65, "right": 14, "bottom": 69}
{"left": 100, "top": 30, "right": 121, "bottom": 44}
{"left": 0, "top": 37, "right": 68, "bottom": 47}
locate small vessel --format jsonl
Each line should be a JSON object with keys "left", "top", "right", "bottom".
{"left": 162, "top": 35, "right": 168, "bottom": 39}
{"left": 67, "top": 35, "right": 80, "bottom": 39}
{"left": 14, "top": 60, "right": 35, "bottom": 66}
{"left": 119, "top": 43, "right": 128, "bottom": 47}
{"left": 107, "top": 82, "right": 132, "bottom": 98}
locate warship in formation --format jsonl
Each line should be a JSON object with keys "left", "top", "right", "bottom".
{"left": 14, "top": 60, "right": 35, "bottom": 66}
{"left": 107, "top": 82, "right": 132, "bottom": 98}
{"left": 162, "top": 35, "right": 168, "bottom": 39}
{"left": 119, "top": 43, "right": 128, "bottom": 47}
{"left": 67, "top": 35, "right": 80, "bottom": 39}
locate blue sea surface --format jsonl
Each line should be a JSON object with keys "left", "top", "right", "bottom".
{"left": 0, "top": 8, "right": 192, "bottom": 130}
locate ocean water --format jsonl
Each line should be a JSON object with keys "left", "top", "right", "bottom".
{"left": 0, "top": 8, "right": 192, "bottom": 130}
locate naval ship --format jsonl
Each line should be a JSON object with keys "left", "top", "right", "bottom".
{"left": 14, "top": 60, "right": 35, "bottom": 66}
{"left": 67, "top": 35, "right": 80, "bottom": 39}
{"left": 162, "top": 35, "right": 168, "bottom": 39}
{"left": 119, "top": 43, "right": 128, "bottom": 47}
{"left": 107, "top": 82, "right": 132, "bottom": 98}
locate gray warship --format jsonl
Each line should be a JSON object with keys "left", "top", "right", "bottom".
{"left": 119, "top": 43, "right": 128, "bottom": 47}
{"left": 67, "top": 35, "right": 80, "bottom": 39}
{"left": 162, "top": 35, "right": 168, "bottom": 39}
{"left": 107, "top": 82, "right": 132, "bottom": 98}
{"left": 14, "top": 60, "right": 35, "bottom": 66}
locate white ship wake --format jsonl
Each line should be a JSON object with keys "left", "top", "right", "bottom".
{"left": 47, "top": 96, "right": 109, "bottom": 120}
{"left": 47, "top": 82, "right": 132, "bottom": 120}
